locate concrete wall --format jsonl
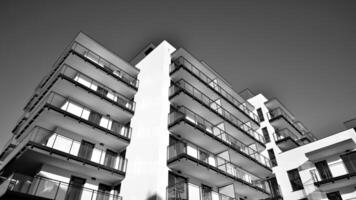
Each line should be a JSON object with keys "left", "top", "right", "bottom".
{"left": 120, "top": 41, "right": 176, "bottom": 200}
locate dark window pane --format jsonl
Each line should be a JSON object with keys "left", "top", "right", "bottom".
{"left": 257, "top": 108, "right": 264, "bottom": 122}
{"left": 326, "top": 191, "right": 342, "bottom": 200}
{"left": 262, "top": 127, "right": 270, "bottom": 143}
{"left": 315, "top": 160, "right": 332, "bottom": 180}
{"left": 341, "top": 151, "right": 356, "bottom": 173}
{"left": 268, "top": 149, "right": 278, "bottom": 166}
{"left": 287, "top": 168, "right": 304, "bottom": 191}
{"left": 78, "top": 140, "right": 94, "bottom": 160}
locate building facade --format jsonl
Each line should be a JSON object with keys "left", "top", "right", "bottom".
{"left": 245, "top": 92, "right": 356, "bottom": 200}
{"left": 0, "top": 33, "right": 139, "bottom": 200}
{"left": 0, "top": 33, "right": 354, "bottom": 200}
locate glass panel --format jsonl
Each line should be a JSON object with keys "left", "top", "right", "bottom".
{"left": 52, "top": 135, "right": 72, "bottom": 153}
{"left": 187, "top": 145, "right": 197, "bottom": 158}
{"left": 91, "top": 148, "right": 103, "bottom": 164}
{"left": 188, "top": 183, "right": 200, "bottom": 200}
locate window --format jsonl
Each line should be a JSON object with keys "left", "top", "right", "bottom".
{"left": 341, "top": 151, "right": 356, "bottom": 173}
{"left": 315, "top": 160, "right": 332, "bottom": 180}
{"left": 268, "top": 149, "right": 278, "bottom": 166}
{"left": 257, "top": 108, "right": 264, "bottom": 122}
{"left": 326, "top": 191, "right": 342, "bottom": 200}
{"left": 262, "top": 127, "right": 270, "bottom": 143}
{"left": 287, "top": 168, "right": 304, "bottom": 191}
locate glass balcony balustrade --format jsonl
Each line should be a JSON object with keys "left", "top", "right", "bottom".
{"left": 26, "top": 64, "right": 136, "bottom": 113}
{"left": 167, "top": 142, "right": 270, "bottom": 194}
{"left": 14, "top": 91, "right": 132, "bottom": 139}
{"left": 310, "top": 160, "right": 355, "bottom": 186}
{"left": 19, "top": 126, "right": 128, "bottom": 173}
{"left": 169, "top": 80, "right": 265, "bottom": 144}
{"left": 169, "top": 106, "right": 272, "bottom": 168}
{"left": 48, "top": 92, "right": 131, "bottom": 139}
{"left": 273, "top": 128, "right": 301, "bottom": 142}
{"left": 0, "top": 173, "right": 122, "bottom": 200}
{"left": 167, "top": 181, "right": 238, "bottom": 200}
{"left": 71, "top": 42, "right": 138, "bottom": 89}
{"left": 171, "top": 56, "right": 259, "bottom": 123}
{"left": 268, "top": 108, "right": 307, "bottom": 136}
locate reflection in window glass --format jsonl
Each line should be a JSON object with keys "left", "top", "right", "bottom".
{"left": 61, "top": 101, "right": 83, "bottom": 117}
{"left": 52, "top": 135, "right": 72, "bottom": 153}
{"left": 70, "top": 141, "right": 80, "bottom": 156}
{"left": 100, "top": 117, "right": 112, "bottom": 129}
{"left": 107, "top": 91, "right": 116, "bottom": 101}
{"left": 187, "top": 145, "right": 197, "bottom": 158}
{"left": 91, "top": 148, "right": 103, "bottom": 164}
{"left": 188, "top": 183, "right": 200, "bottom": 200}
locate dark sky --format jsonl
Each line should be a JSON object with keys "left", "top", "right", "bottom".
{"left": 0, "top": 0, "right": 356, "bottom": 149}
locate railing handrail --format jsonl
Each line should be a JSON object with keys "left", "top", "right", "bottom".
{"left": 1, "top": 173, "right": 122, "bottom": 200}
{"left": 310, "top": 160, "right": 350, "bottom": 183}
{"left": 169, "top": 106, "right": 271, "bottom": 168}
{"left": 166, "top": 181, "right": 238, "bottom": 200}
{"left": 47, "top": 91, "right": 131, "bottom": 130}
{"left": 167, "top": 141, "right": 269, "bottom": 192}
{"left": 26, "top": 64, "right": 136, "bottom": 114}
{"left": 172, "top": 56, "right": 259, "bottom": 123}
{"left": 62, "top": 64, "right": 136, "bottom": 108}
{"left": 269, "top": 107, "right": 308, "bottom": 136}
{"left": 30, "top": 126, "right": 127, "bottom": 171}
{"left": 72, "top": 42, "right": 138, "bottom": 87}
{"left": 170, "top": 79, "right": 265, "bottom": 144}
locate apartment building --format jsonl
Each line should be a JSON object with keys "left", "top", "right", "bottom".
{"left": 244, "top": 92, "right": 356, "bottom": 200}
{"left": 0, "top": 33, "right": 139, "bottom": 200}
{"left": 0, "top": 34, "right": 281, "bottom": 200}
{"left": 0, "top": 32, "right": 353, "bottom": 200}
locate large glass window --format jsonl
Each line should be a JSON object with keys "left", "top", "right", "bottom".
{"left": 341, "top": 151, "right": 356, "bottom": 173}
{"left": 287, "top": 168, "right": 304, "bottom": 191}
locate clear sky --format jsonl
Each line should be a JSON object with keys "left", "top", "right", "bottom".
{"left": 0, "top": 0, "right": 355, "bottom": 149}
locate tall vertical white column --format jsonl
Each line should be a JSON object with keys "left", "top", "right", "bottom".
{"left": 120, "top": 41, "right": 176, "bottom": 200}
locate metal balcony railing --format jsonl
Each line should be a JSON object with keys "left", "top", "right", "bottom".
{"left": 0, "top": 173, "right": 122, "bottom": 200}
{"left": 10, "top": 126, "right": 128, "bottom": 173}
{"left": 167, "top": 142, "right": 270, "bottom": 194}
{"left": 310, "top": 160, "right": 356, "bottom": 186}
{"left": 268, "top": 108, "right": 308, "bottom": 136}
{"left": 272, "top": 128, "right": 301, "bottom": 142}
{"left": 169, "top": 80, "right": 265, "bottom": 144}
{"left": 25, "top": 64, "right": 136, "bottom": 113}
{"left": 171, "top": 56, "right": 259, "bottom": 123}
{"left": 169, "top": 106, "right": 272, "bottom": 169}
{"left": 166, "top": 181, "right": 238, "bottom": 200}
{"left": 14, "top": 92, "right": 132, "bottom": 140}
{"left": 72, "top": 42, "right": 139, "bottom": 88}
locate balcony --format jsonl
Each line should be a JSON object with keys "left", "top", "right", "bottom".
{"left": 2, "top": 126, "right": 127, "bottom": 183}
{"left": 310, "top": 160, "right": 356, "bottom": 192}
{"left": 268, "top": 108, "right": 306, "bottom": 137}
{"left": 168, "top": 106, "right": 272, "bottom": 177}
{"left": 169, "top": 80, "right": 265, "bottom": 149}
{"left": 272, "top": 128, "right": 302, "bottom": 151}
{"left": 24, "top": 64, "right": 135, "bottom": 123}
{"left": 167, "top": 142, "right": 270, "bottom": 199}
{"left": 0, "top": 173, "right": 122, "bottom": 200}
{"left": 170, "top": 56, "right": 260, "bottom": 127}
{"left": 71, "top": 42, "right": 138, "bottom": 89}
{"left": 166, "top": 181, "right": 238, "bottom": 200}
{"left": 13, "top": 92, "right": 132, "bottom": 151}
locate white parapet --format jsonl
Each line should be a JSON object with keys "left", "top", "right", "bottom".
{"left": 120, "top": 41, "right": 176, "bottom": 200}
